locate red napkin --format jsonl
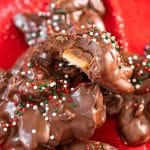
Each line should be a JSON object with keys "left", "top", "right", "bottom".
{"left": 0, "top": 0, "right": 150, "bottom": 149}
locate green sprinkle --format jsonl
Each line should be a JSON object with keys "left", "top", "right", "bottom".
{"left": 18, "top": 112, "right": 23, "bottom": 116}
{"left": 105, "top": 36, "right": 109, "bottom": 40}
{"left": 29, "top": 95, "right": 33, "bottom": 99}
{"left": 71, "top": 102, "right": 77, "bottom": 108}
{"left": 44, "top": 100, "right": 49, "bottom": 104}
{"left": 54, "top": 108, "right": 58, "bottom": 112}
{"left": 51, "top": 89, "right": 57, "bottom": 95}
{"left": 55, "top": 9, "right": 66, "bottom": 14}
{"left": 116, "top": 46, "right": 121, "bottom": 51}
{"left": 59, "top": 92, "right": 63, "bottom": 97}
{"left": 147, "top": 62, "right": 150, "bottom": 67}
{"left": 15, "top": 110, "right": 19, "bottom": 114}
{"left": 87, "top": 20, "right": 92, "bottom": 24}
{"left": 40, "top": 109, "right": 45, "bottom": 113}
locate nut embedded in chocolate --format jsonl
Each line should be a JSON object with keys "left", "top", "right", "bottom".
{"left": 118, "top": 93, "right": 150, "bottom": 145}
{"left": 34, "top": 27, "right": 134, "bottom": 93}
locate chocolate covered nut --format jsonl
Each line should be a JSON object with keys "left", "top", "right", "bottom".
{"left": 13, "top": 0, "right": 106, "bottom": 46}
{"left": 102, "top": 88, "right": 123, "bottom": 115}
{"left": 59, "top": 140, "right": 117, "bottom": 150}
{"left": 34, "top": 27, "right": 133, "bottom": 93}
{"left": 122, "top": 52, "right": 150, "bottom": 95}
{"left": 118, "top": 93, "right": 150, "bottom": 145}
{"left": 0, "top": 73, "right": 106, "bottom": 149}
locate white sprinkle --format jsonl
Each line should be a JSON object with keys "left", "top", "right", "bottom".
{"left": 27, "top": 70, "right": 31, "bottom": 75}
{"left": 65, "top": 74, "right": 68, "bottom": 78}
{"left": 50, "top": 83, "right": 54, "bottom": 87}
{"left": 53, "top": 82, "right": 56, "bottom": 86}
{"left": 64, "top": 80, "right": 67, "bottom": 84}
{"left": 81, "top": 25, "right": 85, "bottom": 29}
{"left": 59, "top": 100, "right": 62, "bottom": 103}
{"left": 53, "top": 96, "right": 57, "bottom": 99}
{"left": 31, "top": 33, "right": 36, "bottom": 38}
{"left": 50, "top": 3, "right": 55, "bottom": 9}
{"left": 21, "top": 71, "right": 25, "bottom": 76}
{"left": 50, "top": 135, "right": 55, "bottom": 140}
{"left": 133, "top": 55, "right": 138, "bottom": 60}
{"left": 52, "top": 112, "right": 57, "bottom": 117}
{"left": 33, "top": 105, "right": 38, "bottom": 110}
{"left": 32, "top": 129, "right": 36, "bottom": 134}
{"left": 43, "top": 113, "right": 46, "bottom": 117}
{"left": 27, "top": 62, "right": 31, "bottom": 67}
{"left": 12, "top": 121, "right": 16, "bottom": 126}
{"left": 62, "top": 97, "right": 66, "bottom": 101}
{"left": 26, "top": 82, "right": 30, "bottom": 86}
{"left": 142, "top": 61, "right": 147, "bottom": 66}
{"left": 6, "top": 123, "right": 9, "bottom": 127}
{"left": 45, "top": 117, "right": 49, "bottom": 121}
{"left": 3, "top": 128, "right": 7, "bottom": 132}
{"left": 13, "top": 107, "right": 16, "bottom": 111}
{"left": 89, "top": 32, "right": 94, "bottom": 36}
{"left": 53, "top": 15, "right": 59, "bottom": 20}
{"left": 92, "top": 38, "right": 96, "bottom": 42}
{"left": 132, "top": 79, "right": 137, "bottom": 83}
{"left": 131, "top": 65, "right": 135, "bottom": 69}
{"left": 42, "top": 87, "right": 45, "bottom": 90}
{"left": 45, "top": 107, "right": 49, "bottom": 111}
{"left": 146, "top": 55, "right": 150, "bottom": 59}
{"left": 59, "top": 63, "right": 63, "bottom": 67}
{"left": 33, "top": 85, "right": 38, "bottom": 90}
{"left": 61, "top": 30, "right": 66, "bottom": 34}
{"left": 135, "top": 84, "right": 140, "bottom": 89}
{"left": 138, "top": 104, "right": 144, "bottom": 112}
{"left": 47, "top": 19, "right": 52, "bottom": 24}
{"left": 40, "top": 102, "right": 44, "bottom": 106}
{"left": 128, "top": 57, "right": 132, "bottom": 61}
{"left": 63, "top": 84, "right": 67, "bottom": 88}
{"left": 82, "top": 34, "right": 87, "bottom": 38}
{"left": 139, "top": 70, "right": 143, "bottom": 74}
{"left": 71, "top": 88, "right": 74, "bottom": 91}
{"left": 94, "top": 32, "right": 99, "bottom": 36}
{"left": 52, "top": 22, "right": 58, "bottom": 27}
{"left": 129, "top": 60, "right": 133, "bottom": 65}
{"left": 26, "top": 103, "right": 30, "bottom": 108}
{"left": 55, "top": 26, "right": 60, "bottom": 31}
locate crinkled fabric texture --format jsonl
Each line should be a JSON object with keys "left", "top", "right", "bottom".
{"left": 0, "top": 0, "right": 150, "bottom": 150}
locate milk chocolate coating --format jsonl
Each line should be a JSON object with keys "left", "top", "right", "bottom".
{"left": 102, "top": 88, "right": 123, "bottom": 115}
{"left": 122, "top": 52, "right": 150, "bottom": 95}
{"left": 59, "top": 140, "right": 117, "bottom": 150}
{"left": 0, "top": 82, "right": 106, "bottom": 149}
{"left": 118, "top": 93, "right": 150, "bottom": 145}
{"left": 13, "top": 0, "right": 105, "bottom": 46}
{"left": 33, "top": 27, "right": 133, "bottom": 93}
{"left": 56, "top": 0, "right": 105, "bottom": 16}
{"left": 0, "top": 47, "right": 106, "bottom": 149}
